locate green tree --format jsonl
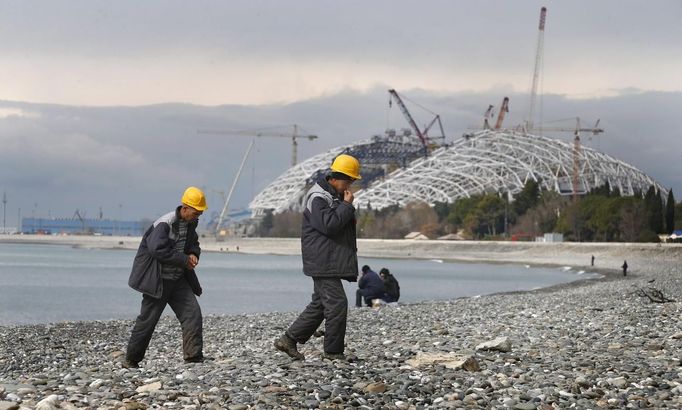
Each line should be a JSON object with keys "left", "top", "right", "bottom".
{"left": 447, "top": 195, "right": 482, "bottom": 228}
{"left": 257, "top": 209, "right": 274, "bottom": 236}
{"left": 665, "top": 189, "right": 675, "bottom": 234}
{"left": 644, "top": 186, "right": 664, "bottom": 234}
{"left": 619, "top": 198, "right": 653, "bottom": 242}
{"left": 433, "top": 201, "right": 451, "bottom": 222}
{"left": 512, "top": 179, "right": 540, "bottom": 216}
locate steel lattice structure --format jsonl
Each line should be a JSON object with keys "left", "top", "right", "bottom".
{"left": 250, "top": 130, "right": 665, "bottom": 215}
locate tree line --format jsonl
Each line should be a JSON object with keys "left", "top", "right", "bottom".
{"left": 257, "top": 181, "right": 680, "bottom": 242}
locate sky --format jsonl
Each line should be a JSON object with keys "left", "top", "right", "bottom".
{"left": 0, "top": 1, "right": 680, "bottom": 228}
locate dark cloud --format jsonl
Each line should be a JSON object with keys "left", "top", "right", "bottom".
{"left": 0, "top": 88, "right": 679, "bottom": 228}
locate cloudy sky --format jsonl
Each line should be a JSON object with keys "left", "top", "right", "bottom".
{"left": 0, "top": 1, "right": 680, "bottom": 227}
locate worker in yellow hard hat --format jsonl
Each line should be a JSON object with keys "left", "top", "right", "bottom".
{"left": 124, "top": 186, "right": 207, "bottom": 368}
{"left": 275, "top": 154, "right": 361, "bottom": 361}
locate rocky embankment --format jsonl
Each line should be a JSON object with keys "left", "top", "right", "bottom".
{"left": 1, "top": 254, "right": 681, "bottom": 409}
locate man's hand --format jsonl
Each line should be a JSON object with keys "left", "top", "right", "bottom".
{"left": 187, "top": 254, "right": 199, "bottom": 269}
{"left": 344, "top": 189, "right": 354, "bottom": 204}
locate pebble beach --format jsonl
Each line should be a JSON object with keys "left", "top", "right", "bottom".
{"left": 1, "top": 237, "right": 681, "bottom": 409}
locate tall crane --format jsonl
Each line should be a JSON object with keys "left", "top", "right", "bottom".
{"left": 526, "top": 7, "right": 547, "bottom": 130}
{"left": 528, "top": 118, "right": 604, "bottom": 200}
{"left": 494, "top": 97, "right": 510, "bottom": 130}
{"left": 198, "top": 124, "right": 317, "bottom": 167}
{"left": 214, "top": 141, "right": 254, "bottom": 236}
{"left": 388, "top": 89, "right": 444, "bottom": 156}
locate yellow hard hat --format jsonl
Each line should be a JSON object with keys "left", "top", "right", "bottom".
{"left": 181, "top": 186, "right": 208, "bottom": 211}
{"left": 330, "top": 154, "right": 361, "bottom": 180}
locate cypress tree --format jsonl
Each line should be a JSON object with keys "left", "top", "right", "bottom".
{"left": 666, "top": 189, "right": 675, "bottom": 234}
{"left": 645, "top": 186, "right": 664, "bottom": 234}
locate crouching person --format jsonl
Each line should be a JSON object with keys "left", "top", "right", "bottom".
{"left": 355, "top": 265, "right": 385, "bottom": 307}
{"left": 124, "top": 187, "right": 207, "bottom": 368}
{"left": 380, "top": 268, "right": 400, "bottom": 303}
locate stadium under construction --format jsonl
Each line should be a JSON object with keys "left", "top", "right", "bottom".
{"left": 245, "top": 7, "right": 666, "bottom": 221}
{"left": 248, "top": 125, "right": 665, "bottom": 218}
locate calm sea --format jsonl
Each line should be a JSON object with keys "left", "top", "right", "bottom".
{"left": 0, "top": 243, "right": 598, "bottom": 325}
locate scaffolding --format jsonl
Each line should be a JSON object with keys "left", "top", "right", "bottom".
{"left": 250, "top": 130, "right": 665, "bottom": 216}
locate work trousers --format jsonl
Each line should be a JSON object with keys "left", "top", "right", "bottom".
{"left": 287, "top": 277, "right": 348, "bottom": 354}
{"left": 126, "top": 277, "right": 203, "bottom": 363}
{"left": 355, "top": 288, "right": 383, "bottom": 307}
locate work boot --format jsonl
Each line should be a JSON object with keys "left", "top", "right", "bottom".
{"left": 184, "top": 355, "right": 205, "bottom": 364}
{"left": 274, "top": 334, "right": 305, "bottom": 360}
{"left": 122, "top": 358, "right": 139, "bottom": 369}
{"left": 322, "top": 351, "right": 346, "bottom": 361}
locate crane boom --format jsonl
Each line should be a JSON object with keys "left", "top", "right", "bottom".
{"left": 527, "top": 7, "right": 547, "bottom": 130}
{"left": 197, "top": 124, "right": 317, "bottom": 166}
{"left": 215, "top": 140, "right": 254, "bottom": 236}
{"left": 388, "top": 89, "right": 428, "bottom": 153}
{"left": 494, "top": 97, "right": 510, "bottom": 130}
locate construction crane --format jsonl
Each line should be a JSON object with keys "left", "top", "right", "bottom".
{"left": 483, "top": 105, "right": 495, "bottom": 130}
{"left": 526, "top": 7, "right": 547, "bottom": 130}
{"left": 494, "top": 97, "right": 510, "bottom": 130}
{"left": 198, "top": 124, "right": 317, "bottom": 167}
{"left": 481, "top": 97, "right": 509, "bottom": 130}
{"left": 73, "top": 209, "right": 87, "bottom": 233}
{"left": 529, "top": 117, "right": 604, "bottom": 200}
{"left": 214, "top": 140, "right": 255, "bottom": 237}
{"left": 388, "top": 89, "right": 445, "bottom": 156}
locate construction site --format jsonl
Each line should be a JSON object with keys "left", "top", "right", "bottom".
{"left": 207, "top": 7, "right": 666, "bottom": 239}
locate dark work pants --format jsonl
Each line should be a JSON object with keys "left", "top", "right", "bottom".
{"left": 126, "top": 278, "right": 203, "bottom": 363}
{"left": 355, "top": 288, "right": 381, "bottom": 307}
{"left": 287, "top": 277, "right": 348, "bottom": 354}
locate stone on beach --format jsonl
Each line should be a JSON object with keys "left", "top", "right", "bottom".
{"left": 405, "top": 352, "right": 481, "bottom": 371}
{"left": 475, "top": 336, "right": 512, "bottom": 352}
{"left": 135, "top": 381, "right": 161, "bottom": 393}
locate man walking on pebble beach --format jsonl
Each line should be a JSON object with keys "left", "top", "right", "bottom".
{"left": 274, "top": 154, "right": 361, "bottom": 361}
{"left": 124, "top": 186, "right": 208, "bottom": 368}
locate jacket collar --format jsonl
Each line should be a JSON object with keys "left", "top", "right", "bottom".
{"left": 319, "top": 176, "right": 342, "bottom": 199}
{"left": 174, "top": 206, "right": 198, "bottom": 230}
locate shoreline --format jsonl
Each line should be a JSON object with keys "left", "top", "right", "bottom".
{"left": 2, "top": 234, "right": 679, "bottom": 270}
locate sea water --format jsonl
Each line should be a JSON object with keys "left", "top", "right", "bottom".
{"left": 0, "top": 243, "right": 598, "bottom": 324}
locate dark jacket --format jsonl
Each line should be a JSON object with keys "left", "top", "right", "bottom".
{"left": 301, "top": 177, "right": 358, "bottom": 281}
{"left": 383, "top": 273, "right": 400, "bottom": 301}
{"left": 358, "top": 269, "right": 384, "bottom": 299}
{"left": 128, "top": 207, "right": 202, "bottom": 298}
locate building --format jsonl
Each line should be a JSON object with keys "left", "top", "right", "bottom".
{"left": 249, "top": 130, "right": 666, "bottom": 216}
{"left": 21, "top": 218, "right": 147, "bottom": 236}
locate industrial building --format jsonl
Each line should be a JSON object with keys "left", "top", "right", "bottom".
{"left": 21, "top": 218, "right": 146, "bottom": 236}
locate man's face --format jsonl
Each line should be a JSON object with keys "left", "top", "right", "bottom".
{"left": 180, "top": 205, "right": 203, "bottom": 222}
{"left": 329, "top": 178, "right": 354, "bottom": 194}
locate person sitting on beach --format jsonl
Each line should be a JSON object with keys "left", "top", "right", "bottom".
{"left": 355, "top": 265, "right": 385, "bottom": 307}
{"left": 380, "top": 268, "right": 400, "bottom": 303}
{"left": 124, "top": 186, "right": 207, "bottom": 368}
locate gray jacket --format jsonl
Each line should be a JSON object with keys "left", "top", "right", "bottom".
{"left": 128, "top": 207, "right": 202, "bottom": 298}
{"left": 301, "top": 177, "right": 358, "bottom": 281}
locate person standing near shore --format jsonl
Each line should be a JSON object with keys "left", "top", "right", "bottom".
{"left": 622, "top": 260, "right": 628, "bottom": 276}
{"left": 124, "top": 187, "right": 207, "bottom": 368}
{"left": 274, "top": 154, "right": 361, "bottom": 361}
